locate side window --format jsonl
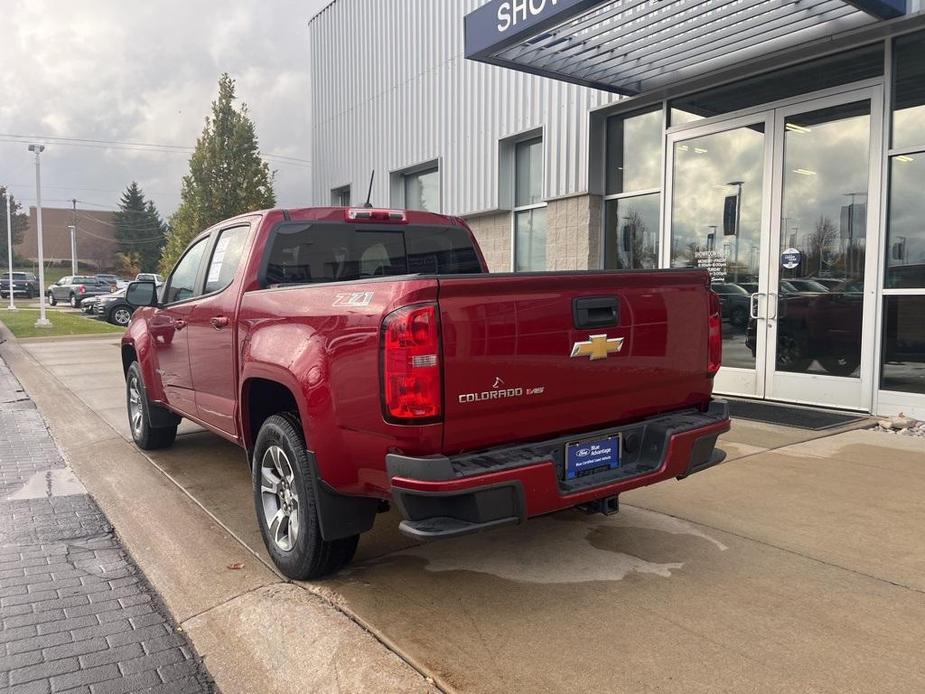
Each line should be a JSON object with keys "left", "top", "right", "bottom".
{"left": 205, "top": 226, "right": 249, "bottom": 294}
{"left": 164, "top": 237, "right": 209, "bottom": 304}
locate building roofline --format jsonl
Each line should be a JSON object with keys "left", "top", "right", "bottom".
{"left": 308, "top": 0, "right": 339, "bottom": 27}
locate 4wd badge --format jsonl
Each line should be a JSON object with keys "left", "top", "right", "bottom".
{"left": 571, "top": 335, "right": 624, "bottom": 361}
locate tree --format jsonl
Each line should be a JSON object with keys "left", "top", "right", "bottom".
{"left": 114, "top": 182, "right": 168, "bottom": 272}
{"left": 160, "top": 74, "right": 276, "bottom": 273}
{"left": 0, "top": 186, "right": 29, "bottom": 263}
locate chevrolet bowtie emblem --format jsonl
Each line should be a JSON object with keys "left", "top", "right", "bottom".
{"left": 571, "top": 334, "right": 624, "bottom": 361}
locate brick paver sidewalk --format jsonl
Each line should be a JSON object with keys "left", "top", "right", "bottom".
{"left": 0, "top": 355, "right": 214, "bottom": 694}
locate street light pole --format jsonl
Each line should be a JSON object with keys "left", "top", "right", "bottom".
{"left": 29, "top": 144, "right": 52, "bottom": 328}
{"left": 5, "top": 190, "right": 15, "bottom": 310}
{"left": 68, "top": 225, "right": 77, "bottom": 275}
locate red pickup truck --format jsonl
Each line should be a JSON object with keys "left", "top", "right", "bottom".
{"left": 121, "top": 207, "right": 730, "bottom": 579}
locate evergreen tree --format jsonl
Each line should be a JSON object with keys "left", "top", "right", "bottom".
{"left": 160, "top": 74, "right": 275, "bottom": 273}
{"left": 114, "top": 182, "right": 168, "bottom": 272}
{"left": 0, "top": 186, "right": 28, "bottom": 263}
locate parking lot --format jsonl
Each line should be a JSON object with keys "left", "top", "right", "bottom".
{"left": 3, "top": 334, "right": 925, "bottom": 693}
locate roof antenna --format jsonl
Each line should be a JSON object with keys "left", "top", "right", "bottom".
{"left": 363, "top": 170, "right": 375, "bottom": 209}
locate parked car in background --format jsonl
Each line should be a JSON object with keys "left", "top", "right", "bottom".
{"left": 121, "top": 206, "right": 730, "bottom": 579}
{"left": 135, "top": 273, "right": 164, "bottom": 283}
{"left": 93, "top": 286, "right": 160, "bottom": 327}
{"left": 96, "top": 273, "right": 127, "bottom": 290}
{"left": 46, "top": 276, "right": 113, "bottom": 308}
{"left": 0, "top": 272, "right": 39, "bottom": 299}
{"left": 711, "top": 282, "right": 751, "bottom": 327}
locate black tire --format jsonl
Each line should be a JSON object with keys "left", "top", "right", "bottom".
{"left": 126, "top": 362, "right": 178, "bottom": 450}
{"left": 730, "top": 306, "right": 748, "bottom": 329}
{"left": 252, "top": 413, "right": 359, "bottom": 580}
{"left": 110, "top": 305, "right": 133, "bottom": 327}
{"left": 776, "top": 333, "right": 813, "bottom": 373}
{"left": 818, "top": 354, "right": 860, "bottom": 377}
{"left": 69, "top": 293, "right": 79, "bottom": 308}
{"left": 47, "top": 292, "right": 57, "bottom": 306}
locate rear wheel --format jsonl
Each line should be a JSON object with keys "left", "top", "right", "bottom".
{"left": 253, "top": 413, "right": 359, "bottom": 580}
{"left": 69, "top": 293, "right": 79, "bottom": 308}
{"left": 126, "top": 362, "right": 178, "bottom": 450}
{"left": 818, "top": 354, "right": 860, "bottom": 377}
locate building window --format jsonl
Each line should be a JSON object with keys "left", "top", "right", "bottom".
{"left": 669, "top": 44, "right": 884, "bottom": 126}
{"left": 513, "top": 137, "right": 546, "bottom": 271}
{"left": 604, "top": 108, "right": 663, "bottom": 269}
{"left": 331, "top": 185, "right": 350, "bottom": 207}
{"left": 892, "top": 32, "right": 925, "bottom": 151}
{"left": 403, "top": 166, "right": 440, "bottom": 212}
{"left": 882, "top": 31, "right": 925, "bottom": 398}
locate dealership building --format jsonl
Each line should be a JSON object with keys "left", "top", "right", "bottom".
{"left": 308, "top": 0, "right": 925, "bottom": 418}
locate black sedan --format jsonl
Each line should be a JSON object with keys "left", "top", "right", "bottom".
{"left": 86, "top": 289, "right": 134, "bottom": 326}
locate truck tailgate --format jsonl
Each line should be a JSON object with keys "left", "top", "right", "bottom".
{"left": 438, "top": 270, "right": 715, "bottom": 453}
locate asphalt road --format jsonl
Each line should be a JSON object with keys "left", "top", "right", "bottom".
{"left": 9, "top": 335, "right": 925, "bottom": 693}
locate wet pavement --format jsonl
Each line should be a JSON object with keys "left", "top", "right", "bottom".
{"left": 7, "top": 336, "right": 925, "bottom": 693}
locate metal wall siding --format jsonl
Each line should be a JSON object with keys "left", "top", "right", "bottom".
{"left": 308, "top": 0, "right": 619, "bottom": 215}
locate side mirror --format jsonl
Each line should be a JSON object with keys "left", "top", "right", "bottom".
{"left": 125, "top": 281, "right": 159, "bottom": 308}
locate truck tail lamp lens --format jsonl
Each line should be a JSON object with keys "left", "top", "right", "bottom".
{"left": 79, "top": 285, "right": 86, "bottom": 294}
{"left": 708, "top": 292, "right": 722, "bottom": 376}
{"left": 382, "top": 303, "right": 442, "bottom": 421}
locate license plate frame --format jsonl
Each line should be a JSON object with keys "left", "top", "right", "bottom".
{"left": 564, "top": 434, "right": 621, "bottom": 480}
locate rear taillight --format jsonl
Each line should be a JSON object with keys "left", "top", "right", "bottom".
{"left": 381, "top": 303, "right": 442, "bottom": 421}
{"left": 79, "top": 285, "right": 86, "bottom": 294}
{"left": 708, "top": 292, "right": 722, "bottom": 376}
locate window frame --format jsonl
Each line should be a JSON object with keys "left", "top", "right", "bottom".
{"left": 390, "top": 160, "right": 442, "bottom": 213}
{"left": 203, "top": 225, "right": 251, "bottom": 297}
{"left": 162, "top": 234, "right": 212, "bottom": 307}
{"left": 510, "top": 135, "right": 547, "bottom": 272}
{"left": 331, "top": 185, "right": 351, "bottom": 207}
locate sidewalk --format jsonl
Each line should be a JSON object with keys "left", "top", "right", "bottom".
{"left": 0, "top": 356, "right": 214, "bottom": 694}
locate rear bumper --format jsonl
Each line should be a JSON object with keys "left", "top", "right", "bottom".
{"left": 388, "top": 400, "right": 730, "bottom": 540}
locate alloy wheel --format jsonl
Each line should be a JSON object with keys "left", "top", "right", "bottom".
{"left": 113, "top": 308, "right": 132, "bottom": 326}
{"left": 260, "top": 445, "right": 300, "bottom": 552}
{"left": 128, "top": 375, "right": 144, "bottom": 437}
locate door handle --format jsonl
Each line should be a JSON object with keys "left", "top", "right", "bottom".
{"left": 174, "top": 319, "right": 188, "bottom": 331}
{"left": 210, "top": 316, "right": 229, "bottom": 330}
{"left": 749, "top": 293, "right": 765, "bottom": 320}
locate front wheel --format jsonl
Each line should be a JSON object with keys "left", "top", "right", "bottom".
{"left": 818, "top": 354, "right": 860, "bottom": 377}
{"left": 110, "top": 305, "right": 133, "bottom": 327}
{"left": 253, "top": 413, "right": 358, "bottom": 580}
{"left": 126, "top": 362, "right": 178, "bottom": 450}
{"left": 47, "top": 292, "right": 57, "bottom": 306}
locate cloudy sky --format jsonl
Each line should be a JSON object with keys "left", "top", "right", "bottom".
{"left": 1, "top": 0, "right": 329, "bottom": 220}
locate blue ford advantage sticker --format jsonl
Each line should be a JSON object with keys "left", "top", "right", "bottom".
{"left": 565, "top": 435, "right": 621, "bottom": 480}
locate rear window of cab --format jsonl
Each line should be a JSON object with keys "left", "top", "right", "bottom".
{"left": 263, "top": 224, "right": 483, "bottom": 287}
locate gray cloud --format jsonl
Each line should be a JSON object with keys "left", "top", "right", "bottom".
{"left": 1, "top": 0, "right": 327, "bottom": 220}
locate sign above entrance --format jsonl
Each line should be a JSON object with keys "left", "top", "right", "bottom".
{"left": 463, "top": 0, "right": 895, "bottom": 95}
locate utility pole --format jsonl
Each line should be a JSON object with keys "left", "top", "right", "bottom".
{"left": 70, "top": 199, "right": 78, "bottom": 275}
{"left": 29, "top": 144, "right": 52, "bottom": 328}
{"left": 5, "top": 190, "right": 14, "bottom": 310}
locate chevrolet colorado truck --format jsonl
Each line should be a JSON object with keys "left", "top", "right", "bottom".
{"left": 120, "top": 207, "right": 730, "bottom": 579}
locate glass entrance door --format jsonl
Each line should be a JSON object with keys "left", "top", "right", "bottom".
{"left": 666, "top": 86, "right": 882, "bottom": 410}
{"left": 666, "top": 114, "right": 774, "bottom": 398}
{"left": 765, "top": 89, "right": 882, "bottom": 409}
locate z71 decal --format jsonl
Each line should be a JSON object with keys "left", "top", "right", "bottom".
{"left": 332, "top": 292, "right": 374, "bottom": 308}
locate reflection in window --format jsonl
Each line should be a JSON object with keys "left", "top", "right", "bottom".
{"left": 515, "top": 138, "right": 544, "bottom": 206}
{"left": 670, "top": 124, "right": 765, "bottom": 370}
{"left": 670, "top": 44, "right": 883, "bottom": 125}
{"left": 404, "top": 167, "right": 440, "bottom": 212}
{"left": 882, "top": 296, "right": 925, "bottom": 395}
{"left": 893, "top": 31, "right": 925, "bottom": 150}
{"left": 515, "top": 207, "right": 547, "bottom": 272}
{"left": 886, "top": 153, "right": 925, "bottom": 288}
{"left": 604, "top": 195, "right": 659, "bottom": 269}
{"left": 606, "top": 109, "right": 662, "bottom": 194}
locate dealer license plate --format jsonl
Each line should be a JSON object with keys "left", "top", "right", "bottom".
{"left": 564, "top": 435, "right": 621, "bottom": 480}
